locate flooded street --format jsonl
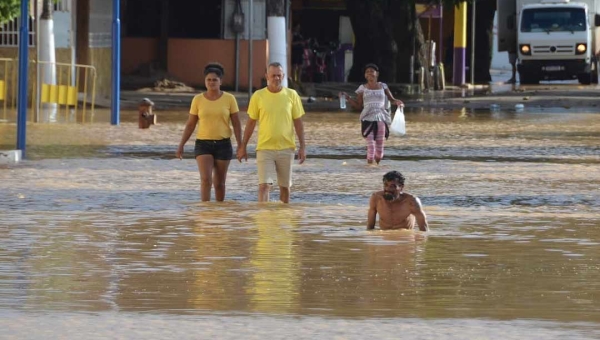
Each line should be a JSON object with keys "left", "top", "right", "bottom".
{"left": 1, "top": 107, "right": 600, "bottom": 339}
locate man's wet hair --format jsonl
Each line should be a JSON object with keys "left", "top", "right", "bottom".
{"left": 204, "top": 62, "right": 224, "bottom": 78}
{"left": 383, "top": 171, "right": 405, "bottom": 185}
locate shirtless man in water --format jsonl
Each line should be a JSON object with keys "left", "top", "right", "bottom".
{"left": 367, "top": 171, "right": 429, "bottom": 231}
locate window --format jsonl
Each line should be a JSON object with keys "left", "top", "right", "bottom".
{"left": 124, "top": 0, "right": 223, "bottom": 39}
{"left": 521, "top": 8, "right": 586, "bottom": 33}
{"left": 169, "top": 0, "right": 222, "bottom": 38}
{"left": 125, "top": 0, "right": 162, "bottom": 37}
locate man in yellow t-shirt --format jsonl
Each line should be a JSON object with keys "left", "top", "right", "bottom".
{"left": 237, "top": 62, "right": 306, "bottom": 203}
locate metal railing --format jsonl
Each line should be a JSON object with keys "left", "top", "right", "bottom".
{"left": 0, "top": 58, "right": 16, "bottom": 121}
{"left": 33, "top": 61, "right": 97, "bottom": 123}
{"left": 0, "top": 59, "right": 96, "bottom": 123}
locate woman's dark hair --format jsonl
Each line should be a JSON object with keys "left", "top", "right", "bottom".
{"left": 204, "top": 62, "right": 225, "bottom": 78}
{"left": 383, "top": 171, "right": 405, "bottom": 185}
{"left": 364, "top": 63, "right": 379, "bottom": 72}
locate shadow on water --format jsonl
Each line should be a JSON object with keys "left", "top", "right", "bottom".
{"left": 94, "top": 145, "right": 600, "bottom": 165}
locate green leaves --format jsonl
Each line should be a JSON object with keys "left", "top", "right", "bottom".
{"left": 0, "top": 0, "right": 59, "bottom": 24}
{"left": 0, "top": 0, "right": 21, "bottom": 24}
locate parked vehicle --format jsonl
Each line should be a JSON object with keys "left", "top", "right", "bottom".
{"left": 498, "top": 0, "right": 600, "bottom": 84}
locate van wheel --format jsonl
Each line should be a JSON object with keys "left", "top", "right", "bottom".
{"left": 578, "top": 73, "right": 592, "bottom": 85}
{"left": 520, "top": 73, "right": 539, "bottom": 84}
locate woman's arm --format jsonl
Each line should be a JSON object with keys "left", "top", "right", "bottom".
{"left": 176, "top": 114, "right": 199, "bottom": 159}
{"left": 384, "top": 88, "right": 404, "bottom": 107}
{"left": 230, "top": 112, "right": 242, "bottom": 149}
{"left": 342, "top": 92, "right": 364, "bottom": 111}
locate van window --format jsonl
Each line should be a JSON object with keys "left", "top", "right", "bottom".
{"left": 521, "top": 8, "right": 586, "bottom": 32}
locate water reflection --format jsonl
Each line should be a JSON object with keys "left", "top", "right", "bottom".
{"left": 1, "top": 106, "right": 600, "bottom": 337}
{"left": 246, "top": 207, "right": 299, "bottom": 313}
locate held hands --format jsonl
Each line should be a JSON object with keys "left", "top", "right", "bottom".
{"left": 394, "top": 99, "right": 404, "bottom": 107}
{"left": 236, "top": 145, "right": 247, "bottom": 163}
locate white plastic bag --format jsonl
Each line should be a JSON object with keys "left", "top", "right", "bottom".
{"left": 390, "top": 107, "right": 406, "bottom": 136}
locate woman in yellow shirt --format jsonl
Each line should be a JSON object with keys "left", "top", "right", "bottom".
{"left": 176, "top": 63, "right": 242, "bottom": 201}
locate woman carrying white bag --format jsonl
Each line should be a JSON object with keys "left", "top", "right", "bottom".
{"left": 341, "top": 63, "right": 404, "bottom": 164}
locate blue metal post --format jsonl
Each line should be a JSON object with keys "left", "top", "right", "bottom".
{"left": 111, "top": 0, "right": 121, "bottom": 125}
{"left": 16, "top": 0, "right": 30, "bottom": 158}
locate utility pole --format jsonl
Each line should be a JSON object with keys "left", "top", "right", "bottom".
{"left": 471, "top": 0, "right": 476, "bottom": 84}
{"left": 452, "top": 1, "right": 467, "bottom": 86}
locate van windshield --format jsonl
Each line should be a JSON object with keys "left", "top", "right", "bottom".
{"left": 521, "top": 8, "right": 586, "bottom": 32}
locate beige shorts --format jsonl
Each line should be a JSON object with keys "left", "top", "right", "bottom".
{"left": 256, "top": 149, "right": 295, "bottom": 187}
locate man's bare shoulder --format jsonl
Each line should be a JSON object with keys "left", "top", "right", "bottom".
{"left": 403, "top": 192, "right": 417, "bottom": 199}
{"left": 369, "top": 191, "right": 384, "bottom": 206}
{"left": 371, "top": 190, "right": 385, "bottom": 197}
{"left": 370, "top": 190, "right": 385, "bottom": 201}
{"left": 401, "top": 192, "right": 421, "bottom": 204}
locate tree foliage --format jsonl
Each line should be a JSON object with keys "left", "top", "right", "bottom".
{"left": 0, "top": 0, "right": 59, "bottom": 24}
{"left": 0, "top": 0, "right": 21, "bottom": 24}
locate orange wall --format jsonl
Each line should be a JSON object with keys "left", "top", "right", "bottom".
{"left": 122, "top": 37, "right": 159, "bottom": 74}
{"left": 121, "top": 38, "right": 268, "bottom": 90}
{"left": 168, "top": 39, "right": 268, "bottom": 90}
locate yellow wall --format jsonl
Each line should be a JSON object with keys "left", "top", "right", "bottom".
{"left": 88, "top": 48, "right": 112, "bottom": 98}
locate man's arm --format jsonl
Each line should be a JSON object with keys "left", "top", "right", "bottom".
{"left": 237, "top": 118, "right": 257, "bottom": 162}
{"left": 293, "top": 118, "right": 306, "bottom": 164}
{"left": 367, "top": 194, "right": 378, "bottom": 230}
{"left": 411, "top": 196, "right": 429, "bottom": 231}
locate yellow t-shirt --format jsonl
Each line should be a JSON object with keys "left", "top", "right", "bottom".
{"left": 247, "top": 87, "right": 305, "bottom": 150}
{"left": 189, "top": 92, "right": 239, "bottom": 140}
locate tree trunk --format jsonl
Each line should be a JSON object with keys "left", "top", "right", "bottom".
{"left": 391, "top": 0, "right": 427, "bottom": 83}
{"left": 346, "top": 0, "right": 393, "bottom": 82}
{"left": 346, "top": 0, "right": 426, "bottom": 83}
{"left": 266, "top": 0, "right": 285, "bottom": 16}
{"left": 267, "top": 0, "right": 288, "bottom": 86}
{"left": 41, "top": 0, "right": 53, "bottom": 20}
{"left": 468, "top": 0, "right": 496, "bottom": 83}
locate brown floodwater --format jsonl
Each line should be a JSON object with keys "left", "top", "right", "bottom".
{"left": 1, "top": 106, "right": 599, "bottom": 339}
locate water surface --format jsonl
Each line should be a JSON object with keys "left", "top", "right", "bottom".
{"left": 1, "top": 107, "right": 599, "bottom": 338}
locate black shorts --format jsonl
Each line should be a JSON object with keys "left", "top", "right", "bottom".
{"left": 194, "top": 138, "right": 233, "bottom": 160}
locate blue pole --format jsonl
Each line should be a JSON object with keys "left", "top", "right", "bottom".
{"left": 111, "top": 0, "right": 121, "bottom": 125}
{"left": 16, "top": 0, "right": 30, "bottom": 158}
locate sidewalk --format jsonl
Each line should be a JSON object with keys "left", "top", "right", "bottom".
{"left": 112, "top": 69, "right": 594, "bottom": 112}
{"left": 115, "top": 82, "right": 485, "bottom": 112}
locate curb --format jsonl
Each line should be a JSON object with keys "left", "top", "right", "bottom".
{"left": 0, "top": 150, "right": 22, "bottom": 164}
